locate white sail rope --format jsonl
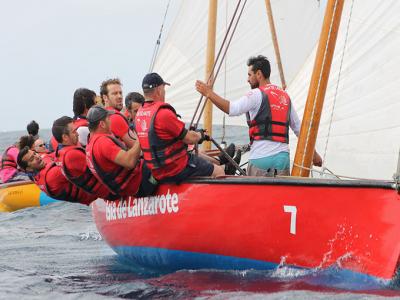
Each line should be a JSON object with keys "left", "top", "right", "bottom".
{"left": 221, "top": 0, "right": 229, "bottom": 145}
{"left": 322, "top": 0, "right": 355, "bottom": 168}
{"left": 300, "top": 0, "right": 340, "bottom": 170}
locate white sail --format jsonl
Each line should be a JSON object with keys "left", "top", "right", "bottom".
{"left": 155, "top": 0, "right": 400, "bottom": 180}
{"left": 154, "top": 0, "right": 325, "bottom": 126}
{"left": 289, "top": 0, "right": 400, "bottom": 180}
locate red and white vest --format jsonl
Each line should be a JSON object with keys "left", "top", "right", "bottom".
{"left": 246, "top": 84, "right": 291, "bottom": 144}
{"left": 135, "top": 101, "right": 188, "bottom": 170}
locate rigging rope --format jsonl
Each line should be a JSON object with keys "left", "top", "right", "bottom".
{"left": 193, "top": 0, "right": 248, "bottom": 130}
{"left": 221, "top": 0, "right": 229, "bottom": 145}
{"left": 299, "top": 0, "right": 340, "bottom": 170}
{"left": 148, "top": 0, "right": 171, "bottom": 72}
{"left": 322, "top": 0, "right": 355, "bottom": 169}
{"left": 189, "top": 0, "right": 247, "bottom": 130}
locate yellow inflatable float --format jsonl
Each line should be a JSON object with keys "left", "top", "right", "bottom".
{"left": 0, "top": 180, "right": 58, "bottom": 212}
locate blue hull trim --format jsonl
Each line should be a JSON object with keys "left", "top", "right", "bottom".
{"left": 39, "top": 192, "right": 58, "bottom": 206}
{"left": 113, "top": 245, "right": 388, "bottom": 289}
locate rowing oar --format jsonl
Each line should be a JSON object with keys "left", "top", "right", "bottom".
{"left": 209, "top": 137, "right": 246, "bottom": 176}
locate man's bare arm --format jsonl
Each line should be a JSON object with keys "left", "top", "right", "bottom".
{"left": 182, "top": 130, "right": 202, "bottom": 145}
{"left": 114, "top": 141, "right": 141, "bottom": 169}
{"left": 195, "top": 80, "right": 230, "bottom": 114}
{"left": 120, "top": 129, "right": 137, "bottom": 149}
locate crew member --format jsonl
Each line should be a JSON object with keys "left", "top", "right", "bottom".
{"left": 72, "top": 88, "right": 96, "bottom": 147}
{"left": 196, "top": 55, "right": 322, "bottom": 176}
{"left": 124, "top": 92, "right": 145, "bottom": 130}
{"left": 100, "top": 78, "right": 136, "bottom": 148}
{"left": 17, "top": 147, "right": 96, "bottom": 205}
{"left": 86, "top": 105, "right": 157, "bottom": 198}
{"left": 27, "top": 120, "right": 40, "bottom": 141}
{"left": 135, "top": 73, "right": 224, "bottom": 183}
{"left": 52, "top": 116, "right": 118, "bottom": 200}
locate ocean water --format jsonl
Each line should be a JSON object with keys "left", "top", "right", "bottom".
{"left": 1, "top": 129, "right": 400, "bottom": 299}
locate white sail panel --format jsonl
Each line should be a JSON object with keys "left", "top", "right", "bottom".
{"left": 289, "top": 0, "right": 400, "bottom": 179}
{"left": 154, "top": 0, "right": 325, "bottom": 126}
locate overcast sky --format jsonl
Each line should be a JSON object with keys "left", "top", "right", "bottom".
{"left": 0, "top": 0, "right": 181, "bottom": 132}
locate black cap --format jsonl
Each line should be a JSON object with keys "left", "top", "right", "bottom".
{"left": 87, "top": 105, "right": 114, "bottom": 123}
{"left": 142, "top": 73, "right": 170, "bottom": 90}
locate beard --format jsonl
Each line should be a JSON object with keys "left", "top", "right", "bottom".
{"left": 250, "top": 81, "right": 259, "bottom": 89}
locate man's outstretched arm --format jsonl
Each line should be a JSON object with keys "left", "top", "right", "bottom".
{"left": 195, "top": 80, "right": 230, "bottom": 114}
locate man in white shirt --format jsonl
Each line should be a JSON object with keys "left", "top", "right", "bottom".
{"left": 196, "top": 55, "right": 322, "bottom": 176}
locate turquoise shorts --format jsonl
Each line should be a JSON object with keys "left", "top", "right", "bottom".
{"left": 249, "top": 152, "right": 290, "bottom": 172}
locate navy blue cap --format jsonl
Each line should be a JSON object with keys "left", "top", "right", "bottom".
{"left": 142, "top": 73, "right": 170, "bottom": 89}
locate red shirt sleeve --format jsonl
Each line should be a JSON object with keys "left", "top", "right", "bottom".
{"left": 64, "top": 149, "right": 87, "bottom": 177}
{"left": 110, "top": 114, "right": 129, "bottom": 139}
{"left": 154, "top": 108, "right": 186, "bottom": 140}
{"left": 94, "top": 137, "right": 122, "bottom": 171}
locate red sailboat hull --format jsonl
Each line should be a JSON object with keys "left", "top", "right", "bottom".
{"left": 92, "top": 177, "right": 400, "bottom": 280}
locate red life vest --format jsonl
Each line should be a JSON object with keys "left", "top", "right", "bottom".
{"left": 85, "top": 134, "right": 138, "bottom": 196}
{"left": 123, "top": 110, "right": 132, "bottom": 122}
{"left": 246, "top": 84, "right": 291, "bottom": 144}
{"left": 56, "top": 146, "right": 118, "bottom": 200}
{"left": 135, "top": 101, "right": 188, "bottom": 170}
{"left": 106, "top": 107, "right": 131, "bottom": 140}
{"left": 1, "top": 145, "right": 18, "bottom": 169}
{"left": 48, "top": 136, "right": 59, "bottom": 153}
{"left": 33, "top": 162, "right": 93, "bottom": 203}
{"left": 73, "top": 116, "right": 88, "bottom": 130}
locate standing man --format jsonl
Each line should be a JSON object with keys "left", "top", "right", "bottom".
{"left": 196, "top": 55, "right": 322, "bottom": 176}
{"left": 85, "top": 105, "right": 157, "bottom": 198}
{"left": 72, "top": 88, "right": 96, "bottom": 147}
{"left": 52, "top": 116, "right": 118, "bottom": 200}
{"left": 135, "top": 73, "right": 224, "bottom": 183}
{"left": 124, "top": 92, "right": 145, "bottom": 129}
{"left": 100, "top": 79, "right": 136, "bottom": 148}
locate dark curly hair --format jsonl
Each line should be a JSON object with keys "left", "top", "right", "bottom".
{"left": 247, "top": 55, "right": 271, "bottom": 79}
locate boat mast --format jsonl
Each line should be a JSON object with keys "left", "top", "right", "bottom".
{"left": 264, "top": 0, "right": 286, "bottom": 90}
{"left": 291, "top": 0, "right": 345, "bottom": 177}
{"left": 203, "top": 0, "right": 218, "bottom": 151}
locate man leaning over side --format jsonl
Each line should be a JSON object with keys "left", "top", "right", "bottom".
{"left": 17, "top": 146, "right": 96, "bottom": 205}
{"left": 52, "top": 116, "right": 118, "bottom": 201}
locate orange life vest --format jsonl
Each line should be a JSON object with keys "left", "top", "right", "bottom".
{"left": 246, "top": 84, "right": 291, "bottom": 144}
{"left": 135, "top": 101, "right": 188, "bottom": 170}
